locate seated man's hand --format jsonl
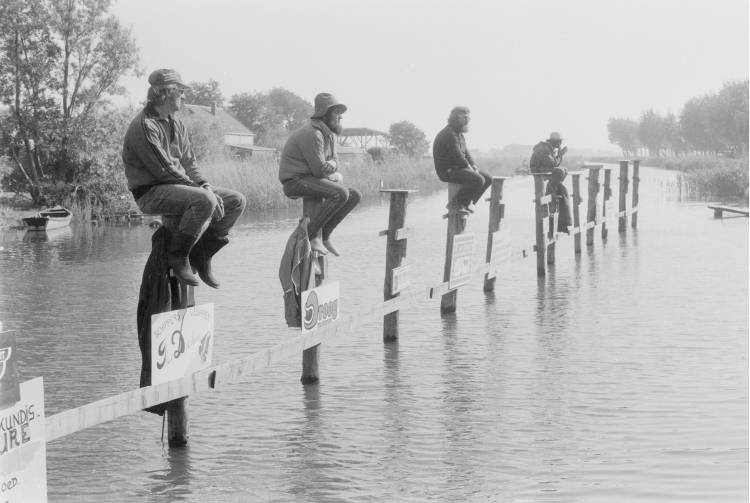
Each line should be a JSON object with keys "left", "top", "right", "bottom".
{"left": 560, "top": 146, "right": 568, "bottom": 156}
{"left": 203, "top": 184, "right": 225, "bottom": 221}
{"left": 327, "top": 172, "right": 343, "bottom": 183}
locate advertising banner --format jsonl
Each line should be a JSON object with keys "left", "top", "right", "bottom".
{"left": 300, "top": 281, "right": 340, "bottom": 333}
{"left": 449, "top": 233, "right": 474, "bottom": 289}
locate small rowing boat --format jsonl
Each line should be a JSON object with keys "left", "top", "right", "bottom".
{"left": 22, "top": 206, "right": 73, "bottom": 231}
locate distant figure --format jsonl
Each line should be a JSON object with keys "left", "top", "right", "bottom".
{"left": 433, "top": 106, "right": 492, "bottom": 215}
{"left": 278, "top": 93, "right": 361, "bottom": 256}
{"left": 530, "top": 131, "right": 571, "bottom": 233}
{"left": 122, "top": 69, "right": 247, "bottom": 287}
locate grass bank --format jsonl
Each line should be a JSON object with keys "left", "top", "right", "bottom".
{"left": 655, "top": 155, "right": 748, "bottom": 202}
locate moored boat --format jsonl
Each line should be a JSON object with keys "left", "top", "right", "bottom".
{"left": 22, "top": 206, "right": 73, "bottom": 231}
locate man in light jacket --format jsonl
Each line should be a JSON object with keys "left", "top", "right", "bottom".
{"left": 278, "top": 93, "right": 361, "bottom": 256}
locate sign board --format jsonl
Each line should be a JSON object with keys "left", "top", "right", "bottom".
{"left": 487, "top": 230, "right": 513, "bottom": 279}
{"left": 300, "top": 281, "right": 340, "bottom": 333}
{"left": 449, "top": 233, "right": 474, "bottom": 289}
{"left": 391, "top": 265, "right": 411, "bottom": 295}
{"left": 0, "top": 328, "right": 20, "bottom": 409}
{"left": 150, "top": 303, "right": 214, "bottom": 385}
{"left": 0, "top": 376, "right": 47, "bottom": 503}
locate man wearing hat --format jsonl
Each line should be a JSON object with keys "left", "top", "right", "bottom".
{"left": 530, "top": 131, "right": 571, "bottom": 233}
{"left": 122, "top": 69, "right": 247, "bottom": 287}
{"left": 433, "top": 106, "right": 492, "bottom": 215}
{"left": 278, "top": 92, "right": 361, "bottom": 256}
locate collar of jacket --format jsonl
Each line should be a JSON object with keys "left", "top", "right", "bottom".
{"left": 310, "top": 118, "right": 336, "bottom": 141}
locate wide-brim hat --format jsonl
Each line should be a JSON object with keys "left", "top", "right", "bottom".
{"left": 547, "top": 131, "right": 563, "bottom": 142}
{"left": 311, "top": 93, "right": 347, "bottom": 118}
{"left": 148, "top": 69, "right": 190, "bottom": 90}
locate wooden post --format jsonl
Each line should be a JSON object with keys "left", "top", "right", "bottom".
{"left": 586, "top": 165, "right": 602, "bottom": 247}
{"left": 631, "top": 159, "right": 640, "bottom": 229}
{"left": 483, "top": 177, "right": 507, "bottom": 292}
{"left": 441, "top": 183, "right": 468, "bottom": 314}
{"left": 602, "top": 168, "right": 612, "bottom": 241}
{"left": 618, "top": 160, "right": 629, "bottom": 232}
{"left": 380, "top": 189, "right": 415, "bottom": 341}
{"left": 571, "top": 172, "right": 582, "bottom": 254}
{"left": 713, "top": 207, "right": 723, "bottom": 219}
{"left": 161, "top": 215, "right": 195, "bottom": 447}
{"left": 301, "top": 197, "right": 327, "bottom": 384}
{"left": 533, "top": 174, "right": 547, "bottom": 276}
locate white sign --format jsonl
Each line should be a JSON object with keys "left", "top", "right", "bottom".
{"left": 151, "top": 304, "right": 214, "bottom": 385}
{"left": 391, "top": 265, "right": 411, "bottom": 295}
{"left": 487, "top": 230, "right": 513, "bottom": 279}
{"left": 0, "top": 377, "right": 47, "bottom": 503}
{"left": 449, "top": 233, "right": 474, "bottom": 289}
{"left": 300, "top": 281, "right": 340, "bottom": 332}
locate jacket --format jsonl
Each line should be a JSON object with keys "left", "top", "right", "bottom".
{"left": 278, "top": 217, "right": 318, "bottom": 327}
{"left": 432, "top": 125, "right": 475, "bottom": 180}
{"left": 529, "top": 141, "right": 562, "bottom": 174}
{"left": 279, "top": 119, "right": 339, "bottom": 183}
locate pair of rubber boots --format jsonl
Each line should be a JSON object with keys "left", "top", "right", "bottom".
{"left": 167, "top": 229, "right": 228, "bottom": 288}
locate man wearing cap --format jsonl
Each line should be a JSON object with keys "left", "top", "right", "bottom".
{"left": 433, "top": 106, "right": 492, "bottom": 215}
{"left": 122, "top": 69, "right": 247, "bottom": 287}
{"left": 278, "top": 93, "right": 361, "bottom": 256}
{"left": 530, "top": 132, "right": 571, "bottom": 233}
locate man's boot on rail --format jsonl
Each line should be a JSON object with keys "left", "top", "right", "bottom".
{"left": 189, "top": 227, "right": 229, "bottom": 289}
{"left": 167, "top": 231, "right": 200, "bottom": 286}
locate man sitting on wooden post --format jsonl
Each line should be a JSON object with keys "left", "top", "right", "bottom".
{"left": 433, "top": 106, "right": 492, "bottom": 215}
{"left": 122, "top": 69, "right": 247, "bottom": 288}
{"left": 278, "top": 93, "right": 361, "bottom": 256}
{"left": 530, "top": 131, "right": 572, "bottom": 233}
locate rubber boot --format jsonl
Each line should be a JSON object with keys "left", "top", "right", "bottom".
{"left": 189, "top": 229, "right": 229, "bottom": 289}
{"left": 167, "top": 231, "right": 200, "bottom": 286}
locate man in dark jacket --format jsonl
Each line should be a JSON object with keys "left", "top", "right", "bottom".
{"left": 279, "top": 93, "right": 361, "bottom": 256}
{"left": 530, "top": 131, "right": 571, "bottom": 233}
{"left": 122, "top": 69, "right": 247, "bottom": 287}
{"left": 433, "top": 106, "right": 492, "bottom": 215}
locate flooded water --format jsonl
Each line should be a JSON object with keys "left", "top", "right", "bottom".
{"left": 0, "top": 166, "right": 747, "bottom": 502}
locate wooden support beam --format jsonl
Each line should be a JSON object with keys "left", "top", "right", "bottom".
{"left": 602, "top": 168, "right": 612, "bottom": 241}
{"left": 571, "top": 172, "right": 582, "bottom": 254}
{"left": 585, "top": 165, "right": 602, "bottom": 247}
{"left": 301, "top": 197, "right": 327, "bottom": 384}
{"left": 533, "top": 174, "right": 547, "bottom": 276}
{"left": 631, "top": 160, "right": 640, "bottom": 229}
{"left": 381, "top": 189, "right": 413, "bottom": 341}
{"left": 484, "top": 177, "right": 506, "bottom": 292}
{"left": 441, "top": 183, "right": 467, "bottom": 314}
{"left": 618, "top": 160, "right": 629, "bottom": 232}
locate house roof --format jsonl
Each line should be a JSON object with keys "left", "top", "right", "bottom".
{"left": 182, "top": 104, "right": 254, "bottom": 136}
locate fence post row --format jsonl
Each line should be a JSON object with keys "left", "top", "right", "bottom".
{"left": 301, "top": 197, "right": 327, "bottom": 384}
{"left": 618, "top": 160, "right": 630, "bottom": 233}
{"left": 533, "top": 174, "right": 558, "bottom": 277}
{"left": 441, "top": 183, "right": 468, "bottom": 314}
{"left": 631, "top": 160, "right": 640, "bottom": 229}
{"left": 601, "top": 167, "right": 612, "bottom": 241}
{"left": 585, "top": 165, "right": 602, "bottom": 247}
{"left": 483, "top": 177, "right": 507, "bottom": 292}
{"left": 380, "top": 189, "right": 416, "bottom": 341}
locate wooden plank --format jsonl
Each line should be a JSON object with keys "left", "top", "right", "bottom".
{"left": 708, "top": 205, "right": 749, "bottom": 216}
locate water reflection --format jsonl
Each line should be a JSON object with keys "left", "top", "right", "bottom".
{"left": 145, "top": 445, "right": 194, "bottom": 502}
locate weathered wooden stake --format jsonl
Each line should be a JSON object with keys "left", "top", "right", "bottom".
{"left": 601, "top": 168, "right": 612, "bottom": 241}
{"left": 631, "top": 159, "right": 640, "bottom": 229}
{"left": 441, "top": 183, "right": 468, "bottom": 314}
{"left": 618, "top": 160, "right": 629, "bottom": 232}
{"left": 586, "top": 165, "right": 602, "bottom": 247}
{"left": 571, "top": 172, "right": 582, "bottom": 254}
{"left": 380, "top": 189, "right": 415, "bottom": 341}
{"left": 301, "top": 197, "right": 327, "bottom": 384}
{"left": 533, "top": 174, "right": 548, "bottom": 276}
{"left": 483, "top": 177, "right": 507, "bottom": 292}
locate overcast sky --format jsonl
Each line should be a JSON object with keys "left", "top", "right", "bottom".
{"left": 111, "top": 0, "right": 748, "bottom": 151}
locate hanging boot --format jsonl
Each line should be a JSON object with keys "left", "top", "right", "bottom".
{"left": 189, "top": 228, "right": 229, "bottom": 289}
{"left": 167, "top": 231, "right": 200, "bottom": 286}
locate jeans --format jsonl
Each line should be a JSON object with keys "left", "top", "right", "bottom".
{"left": 282, "top": 176, "right": 361, "bottom": 239}
{"left": 136, "top": 184, "right": 246, "bottom": 239}
{"left": 439, "top": 168, "right": 492, "bottom": 207}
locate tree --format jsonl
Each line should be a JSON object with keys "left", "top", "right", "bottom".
{"left": 638, "top": 109, "right": 670, "bottom": 157}
{"left": 712, "top": 80, "right": 749, "bottom": 154}
{"left": 607, "top": 117, "right": 639, "bottom": 157}
{"left": 0, "top": 0, "right": 140, "bottom": 204}
{"left": 680, "top": 95, "right": 719, "bottom": 154}
{"left": 387, "top": 120, "right": 429, "bottom": 157}
{"left": 185, "top": 79, "right": 224, "bottom": 107}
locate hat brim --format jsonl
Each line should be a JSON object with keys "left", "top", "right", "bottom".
{"left": 312, "top": 103, "right": 347, "bottom": 118}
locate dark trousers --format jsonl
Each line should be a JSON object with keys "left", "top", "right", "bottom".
{"left": 283, "top": 176, "right": 361, "bottom": 239}
{"left": 545, "top": 168, "right": 571, "bottom": 233}
{"left": 439, "top": 168, "right": 492, "bottom": 207}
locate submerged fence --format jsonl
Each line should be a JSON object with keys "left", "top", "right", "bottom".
{"left": 42, "top": 160, "right": 642, "bottom": 446}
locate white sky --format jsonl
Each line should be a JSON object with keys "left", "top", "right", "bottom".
{"left": 112, "top": 0, "right": 748, "bottom": 151}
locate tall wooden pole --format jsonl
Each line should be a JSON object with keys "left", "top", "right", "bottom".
{"left": 533, "top": 174, "right": 547, "bottom": 276}
{"left": 571, "top": 172, "right": 582, "bottom": 254}
{"left": 586, "top": 165, "right": 602, "bottom": 247}
{"left": 601, "top": 168, "right": 612, "bottom": 241}
{"left": 441, "top": 183, "right": 467, "bottom": 314}
{"left": 483, "top": 177, "right": 506, "bottom": 292}
{"left": 381, "top": 189, "right": 415, "bottom": 341}
{"left": 618, "top": 160, "right": 629, "bottom": 233}
{"left": 631, "top": 159, "right": 640, "bottom": 229}
{"left": 301, "top": 198, "right": 327, "bottom": 384}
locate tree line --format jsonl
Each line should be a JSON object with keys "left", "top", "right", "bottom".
{"left": 607, "top": 80, "right": 748, "bottom": 158}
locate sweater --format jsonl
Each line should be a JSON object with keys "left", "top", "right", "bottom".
{"left": 279, "top": 120, "right": 338, "bottom": 183}
{"left": 432, "top": 125, "right": 475, "bottom": 179}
